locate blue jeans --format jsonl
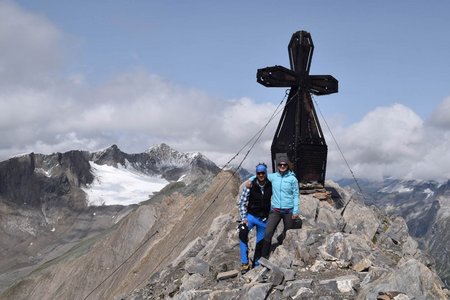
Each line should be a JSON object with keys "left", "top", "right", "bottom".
{"left": 239, "top": 213, "right": 267, "bottom": 266}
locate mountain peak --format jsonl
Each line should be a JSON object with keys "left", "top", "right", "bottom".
{"left": 91, "top": 144, "right": 126, "bottom": 167}
{"left": 146, "top": 143, "right": 176, "bottom": 154}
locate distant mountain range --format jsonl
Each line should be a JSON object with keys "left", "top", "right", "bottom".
{"left": 338, "top": 178, "right": 450, "bottom": 287}
{"left": 0, "top": 143, "right": 221, "bottom": 292}
{"left": 0, "top": 143, "right": 221, "bottom": 208}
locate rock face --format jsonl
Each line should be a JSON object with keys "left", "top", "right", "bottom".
{"left": 0, "top": 151, "right": 93, "bottom": 209}
{"left": 339, "top": 178, "right": 450, "bottom": 288}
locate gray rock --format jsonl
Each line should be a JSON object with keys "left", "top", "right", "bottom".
{"left": 319, "top": 275, "right": 360, "bottom": 293}
{"left": 301, "top": 194, "right": 320, "bottom": 222}
{"left": 318, "top": 232, "right": 352, "bottom": 267}
{"left": 361, "top": 266, "right": 390, "bottom": 286}
{"left": 280, "top": 267, "right": 296, "bottom": 281}
{"left": 293, "top": 287, "right": 314, "bottom": 299}
{"left": 259, "top": 257, "right": 285, "bottom": 285}
{"left": 266, "top": 289, "right": 283, "bottom": 300}
{"left": 342, "top": 198, "right": 380, "bottom": 241}
{"left": 172, "top": 237, "right": 205, "bottom": 267}
{"left": 283, "top": 279, "right": 313, "bottom": 297}
{"left": 269, "top": 245, "right": 292, "bottom": 269}
{"left": 216, "top": 270, "right": 239, "bottom": 281}
{"left": 173, "top": 290, "right": 211, "bottom": 300}
{"left": 316, "top": 205, "right": 342, "bottom": 232}
{"left": 242, "top": 266, "right": 267, "bottom": 283}
{"left": 179, "top": 273, "right": 206, "bottom": 291}
{"left": 401, "top": 236, "right": 419, "bottom": 257}
{"left": 247, "top": 283, "right": 272, "bottom": 299}
{"left": 358, "top": 258, "right": 447, "bottom": 299}
{"left": 208, "top": 288, "right": 241, "bottom": 299}
{"left": 310, "top": 260, "right": 328, "bottom": 272}
{"left": 184, "top": 257, "right": 209, "bottom": 275}
{"left": 268, "top": 268, "right": 284, "bottom": 286}
{"left": 353, "top": 257, "right": 372, "bottom": 272}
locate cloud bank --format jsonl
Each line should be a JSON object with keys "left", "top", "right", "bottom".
{"left": 1, "top": 1, "right": 450, "bottom": 182}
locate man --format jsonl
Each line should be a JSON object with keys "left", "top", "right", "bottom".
{"left": 238, "top": 163, "right": 272, "bottom": 274}
{"left": 246, "top": 154, "right": 300, "bottom": 259}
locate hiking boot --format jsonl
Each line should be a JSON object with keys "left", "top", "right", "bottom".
{"left": 241, "top": 263, "right": 250, "bottom": 274}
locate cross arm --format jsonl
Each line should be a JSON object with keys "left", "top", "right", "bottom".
{"left": 256, "top": 65, "right": 298, "bottom": 87}
{"left": 309, "top": 75, "right": 338, "bottom": 95}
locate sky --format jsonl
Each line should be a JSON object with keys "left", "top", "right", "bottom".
{"left": 1, "top": 0, "right": 450, "bottom": 181}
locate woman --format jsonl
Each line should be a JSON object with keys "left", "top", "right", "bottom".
{"left": 246, "top": 154, "right": 300, "bottom": 258}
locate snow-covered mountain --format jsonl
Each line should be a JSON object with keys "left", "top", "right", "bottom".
{"left": 0, "top": 143, "right": 220, "bottom": 208}
{"left": 86, "top": 143, "right": 220, "bottom": 205}
{"left": 338, "top": 178, "right": 450, "bottom": 288}
{"left": 0, "top": 143, "right": 220, "bottom": 292}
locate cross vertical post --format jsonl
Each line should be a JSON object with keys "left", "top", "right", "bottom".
{"left": 257, "top": 30, "right": 338, "bottom": 185}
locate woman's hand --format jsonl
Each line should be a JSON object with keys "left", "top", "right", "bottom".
{"left": 292, "top": 214, "right": 299, "bottom": 219}
{"left": 245, "top": 180, "right": 252, "bottom": 189}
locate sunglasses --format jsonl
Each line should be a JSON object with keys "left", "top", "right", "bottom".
{"left": 256, "top": 172, "right": 266, "bottom": 175}
{"left": 278, "top": 163, "right": 288, "bottom": 167}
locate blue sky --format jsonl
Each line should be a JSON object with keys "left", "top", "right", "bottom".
{"left": 2, "top": 0, "right": 450, "bottom": 181}
{"left": 17, "top": 1, "right": 450, "bottom": 121}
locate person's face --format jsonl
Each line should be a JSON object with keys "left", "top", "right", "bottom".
{"left": 278, "top": 162, "right": 288, "bottom": 172}
{"left": 256, "top": 171, "right": 266, "bottom": 180}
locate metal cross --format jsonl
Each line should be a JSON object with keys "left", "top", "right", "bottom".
{"left": 257, "top": 30, "right": 338, "bottom": 185}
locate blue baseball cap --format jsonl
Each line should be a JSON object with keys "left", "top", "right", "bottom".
{"left": 255, "top": 163, "right": 267, "bottom": 174}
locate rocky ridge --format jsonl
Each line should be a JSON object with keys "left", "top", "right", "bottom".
{"left": 339, "top": 178, "right": 450, "bottom": 288}
{"left": 1, "top": 169, "right": 448, "bottom": 299}
{"left": 125, "top": 181, "right": 448, "bottom": 299}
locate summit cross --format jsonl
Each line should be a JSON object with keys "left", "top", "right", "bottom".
{"left": 257, "top": 30, "right": 338, "bottom": 185}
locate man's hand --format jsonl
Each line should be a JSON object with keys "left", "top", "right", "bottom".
{"left": 242, "top": 219, "right": 248, "bottom": 226}
{"left": 245, "top": 180, "right": 252, "bottom": 189}
{"left": 292, "top": 214, "right": 299, "bottom": 219}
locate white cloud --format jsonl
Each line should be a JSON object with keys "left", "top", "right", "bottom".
{"left": 429, "top": 96, "right": 450, "bottom": 129}
{"left": 0, "top": 0, "right": 64, "bottom": 86}
{"left": 326, "top": 102, "right": 450, "bottom": 181}
{"left": 2, "top": 1, "right": 450, "bottom": 183}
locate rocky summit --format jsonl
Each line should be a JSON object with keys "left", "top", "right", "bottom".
{"left": 122, "top": 180, "right": 448, "bottom": 300}
{"left": 0, "top": 146, "right": 449, "bottom": 299}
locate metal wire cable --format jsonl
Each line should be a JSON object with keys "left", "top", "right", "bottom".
{"left": 82, "top": 90, "right": 293, "bottom": 299}
{"left": 82, "top": 230, "right": 159, "bottom": 300}
{"left": 311, "top": 96, "right": 368, "bottom": 202}
{"left": 221, "top": 89, "right": 290, "bottom": 171}
{"left": 133, "top": 89, "right": 295, "bottom": 289}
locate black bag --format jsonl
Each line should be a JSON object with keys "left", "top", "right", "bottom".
{"left": 292, "top": 218, "right": 303, "bottom": 229}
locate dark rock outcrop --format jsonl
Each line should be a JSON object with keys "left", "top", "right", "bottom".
{"left": 0, "top": 151, "right": 93, "bottom": 209}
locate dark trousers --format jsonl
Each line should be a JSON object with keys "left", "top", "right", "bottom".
{"left": 261, "top": 209, "right": 293, "bottom": 258}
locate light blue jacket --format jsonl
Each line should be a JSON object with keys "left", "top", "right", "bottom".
{"left": 250, "top": 170, "right": 300, "bottom": 215}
